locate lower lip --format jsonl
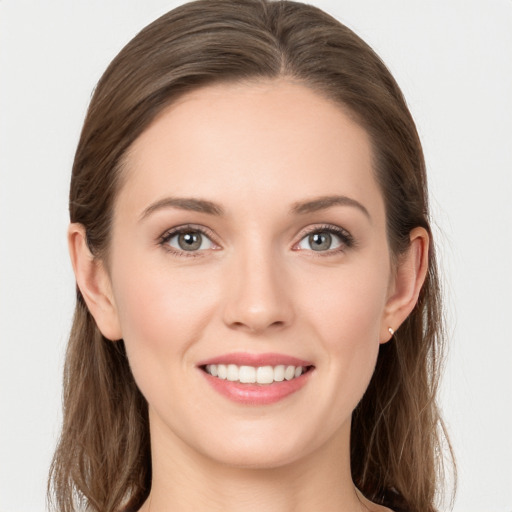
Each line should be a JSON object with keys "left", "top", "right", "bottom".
{"left": 200, "top": 370, "right": 312, "bottom": 405}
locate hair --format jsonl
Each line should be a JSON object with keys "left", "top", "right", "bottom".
{"left": 48, "top": 1, "right": 455, "bottom": 511}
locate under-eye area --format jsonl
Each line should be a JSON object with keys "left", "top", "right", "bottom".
{"left": 201, "top": 364, "right": 315, "bottom": 385}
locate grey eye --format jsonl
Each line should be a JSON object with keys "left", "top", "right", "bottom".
{"left": 308, "top": 232, "right": 332, "bottom": 251}
{"left": 178, "top": 232, "right": 202, "bottom": 251}
{"left": 167, "top": 231, "right": 214, "bottom": 252}
{"left": 297, "top": 230, "right": 343, "bottom": 252}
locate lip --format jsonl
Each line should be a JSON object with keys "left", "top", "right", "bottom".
{"left": 197, "top": 352, "right": 313, "bottom": 367}
{"left": 197, "top": 352, "right": 315, "bottom": 405}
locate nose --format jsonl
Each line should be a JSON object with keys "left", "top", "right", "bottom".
{"left": 222, "top": 245, "right": 294, "bottom": 334}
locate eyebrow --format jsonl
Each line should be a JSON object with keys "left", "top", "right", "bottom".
{"left": 139, "top": 197, "right": 224, "bottom": 221}
{"left": 290, "top": 195, "right": 371, "bottom": 220}
{"left": 139, "top": 194, "right": 370, "bottom": 221}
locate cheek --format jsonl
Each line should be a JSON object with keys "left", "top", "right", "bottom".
{"left": 110, "top": 258, "right": 218, "bottom": 382}
{"left": 321, "top": 284, "right": 384, "bottom": 379}
{"left": 300, "top": 257, "right": 389, "bottom": 344}
{"left": 297, "top": 255, "right": 389, "bottom": 395}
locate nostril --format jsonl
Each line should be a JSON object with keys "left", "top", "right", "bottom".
{"left": 228, "top": 318, "right": 287, "bottom": 333}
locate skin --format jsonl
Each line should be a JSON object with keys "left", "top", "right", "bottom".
{"left": 69, "top": 80, "right": 428, "bottom": 512}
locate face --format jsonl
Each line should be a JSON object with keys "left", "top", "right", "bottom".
{"left": 107, "top": 80, "right": 394, "bottom": 468}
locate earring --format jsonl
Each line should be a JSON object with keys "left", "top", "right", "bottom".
{"left": 388, "top": 327, "right": 394, "bottom": 336}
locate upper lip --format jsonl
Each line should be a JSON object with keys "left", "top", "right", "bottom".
{"left": 197, "top": 352, "right": 314, "bottom": 368}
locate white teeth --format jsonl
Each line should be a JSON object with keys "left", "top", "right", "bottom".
{"left": 256, "top": 366, "right": 274, "bottom": 384}
{"left": 239, "top": 365, "right": 256, "bottom": 383}
{"left": 204, "top": 363, "right": 308, "bottom": 384}
{"left": 284, "top": 365, "right": 295, "bottom": 381}
{"left": 217, "top": 364, "right": 227, "bottom": 379}
{"left": 226, "top": 364, "right": 239, "bottom": 382}
{"left": 274, "top": 365, "right": 285, "bottom": 382}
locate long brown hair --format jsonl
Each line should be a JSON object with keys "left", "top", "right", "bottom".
{"left": 49, "top": 1, "right": 455, "bottom": 511}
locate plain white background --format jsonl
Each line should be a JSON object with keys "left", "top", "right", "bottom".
{"left": 1, "top": 1, "right": 511, "bottom": 511}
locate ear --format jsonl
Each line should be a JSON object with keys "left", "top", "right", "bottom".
{"left": 380, "top": 227, "right": 429, "bottom": 343}
{"left": 68, "top": 223, "right": 123, "bottom": 341}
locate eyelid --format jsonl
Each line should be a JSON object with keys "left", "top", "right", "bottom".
{"left": 293, "top": 223, "right": 355, "bottom": 253}
{"left": 158, "top": 224, "right": 220, "bottom": 256}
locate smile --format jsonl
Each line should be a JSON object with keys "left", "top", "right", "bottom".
{"left": 203, "top": 364, "right": 312, "bottom": 384}
{"left": 198, "top": 354, "right": 315, "bottom": 405}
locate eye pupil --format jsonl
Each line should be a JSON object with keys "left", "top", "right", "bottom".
{"left": 178, "top": 232, "right": 202, "bottom": 251}
{"left": 309, "top": 232, "right": 332, "bottom": 251}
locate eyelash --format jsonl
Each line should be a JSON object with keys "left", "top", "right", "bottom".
{"left": 295, "top": 224, "right": 355, "bottom": 255}
{"left": 158, "top": 224, "right": 218, "bottom": 258}
{"left": 158, "top": 223, "right": 355, "bottom": 258}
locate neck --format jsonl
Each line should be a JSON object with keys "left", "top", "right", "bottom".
{"left": 140, "top": 413, "right": 371, "bottom": 512}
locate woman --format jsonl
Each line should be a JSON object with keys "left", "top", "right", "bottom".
{"left": 49, "top": 1, "right": 454, "bottom": 511}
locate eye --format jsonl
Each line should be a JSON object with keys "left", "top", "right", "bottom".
{"left": 160, "top": 227, "right": 217, "bottom": 254}
{"left": 295, "top": 226, "right": 353, "bottom": 253}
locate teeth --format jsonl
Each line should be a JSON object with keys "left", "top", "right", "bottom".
{"left": 226, "top": 364, "right": 239, "bottom": 381}
{"left": 284, "top": 365, "right": 295, "bottom": 381}
{"left": 239, "top": 365, "right": 256, "bottom": 383}
{"left": 256, "top": 366, "right": 273, "bottom": 384}
{"left": 217, "top": 364, "right": 227, "bottom": 379}
{"left": 204, "top": 364, "right": 308, "bottom": 384}
{"left": 274, "top": 365, "right": 285, "bottom": 382}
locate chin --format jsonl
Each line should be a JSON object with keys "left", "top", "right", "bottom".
{"left": 201, "top": 442, "right": 308, "bottom": 470}
{"left": 191, "top": 415, "right": 346, "bottom": 472}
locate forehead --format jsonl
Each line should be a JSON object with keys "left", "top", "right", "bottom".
{"left": 118, "top": 79, "right": 384, "bottom": 223}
